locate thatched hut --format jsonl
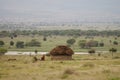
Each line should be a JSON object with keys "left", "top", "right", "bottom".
{"left": 50, "top": 45, "right": 74, "bottom": 60}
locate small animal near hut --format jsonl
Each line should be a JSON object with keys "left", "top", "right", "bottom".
{"left": 41, "top": 55, "right": 45, "bottom": 61}
{"left": 50, "top": 45, "right": 74, "bottom": 60}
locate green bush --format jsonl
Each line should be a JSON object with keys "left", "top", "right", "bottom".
{"left": 26, "top": 39, "right": 41, "bottom": 47}
{"left": 78, "top": 40, "right": 86, "bottom": 48}
{"left": 16, "top": 41, "right": 24, "bottom": 48}
{"left": 66, "top": 38, "right": 76, "bottom": 46}
{"left": 0, "top": 40, "right": 5, "bottom": 46}
{"left": 0, "top": 48, "right": 7, "bottom": 55}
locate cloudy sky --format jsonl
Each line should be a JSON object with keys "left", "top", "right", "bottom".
{"left": 0, "top": 0, "right": 120, "bottom": 22}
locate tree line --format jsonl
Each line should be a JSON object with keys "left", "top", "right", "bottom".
{"left": 0, "top": 30, "right": 120, "bottom": 37}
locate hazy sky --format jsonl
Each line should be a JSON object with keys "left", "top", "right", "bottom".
{"left": 0, "top": 0, "right": 120, "bottom": 21}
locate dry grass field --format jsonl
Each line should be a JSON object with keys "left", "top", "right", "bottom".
{"left": 0, "top": 53, "right": 120, "bottom": 80}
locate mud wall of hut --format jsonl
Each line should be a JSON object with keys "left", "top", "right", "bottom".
{"left": 51, "top": 56, "right": 72, "bottom": 60}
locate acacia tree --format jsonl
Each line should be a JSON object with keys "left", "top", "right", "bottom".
{"left": 26, "top": 39, "right": 41, "bottom": 47}
{"left": 10, "top": 41, "right": 14, "bottom": 46}
{"left": 78, "top": 40, "right": 86, "bottom": 48}
{"left": 66, "top": 39, "right": 76, "bottom": 47}
{"left": 0, "top": 41, "right": 5, "bottom": 47}
{"left": 16, "top": 41, "right": 24, "bottom": 48}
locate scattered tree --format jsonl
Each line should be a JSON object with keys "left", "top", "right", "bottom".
{"left": 26, "top": 39, "right": 41, "bottom": 47}
{"left": 86, "top": 40, "right": 98, "bottom": 48}
{"left": 0, "top": 48, "right": 7, "bottom": 55}
{"left": 66, "top": 39, "right": 76, "bottom": 47}
{"left": 10, "top": 41, "right": 14, "bottom": 46}
{"left": 0, "top": 40, "right": 5, "bottom": 47}
{"left": 78, "top": 40, "right": 86, "bottom": 48}
{"left": 109, "top": 48, "right": 117, "bottom": 56}
{"left": 88, "top": 49, "right": 95, "bottom": 55}
{"left": 16, "top": 41, "right": 24, "bottom": 48}
{"left": 113, "top": 41, "right": 118, "bottom": 45}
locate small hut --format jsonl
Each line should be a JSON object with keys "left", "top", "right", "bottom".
{"left": 50, "top": 45, "right": 74, "bottom": 60}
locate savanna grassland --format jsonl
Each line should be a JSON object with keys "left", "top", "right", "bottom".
{"left": 0, "top": 53, "right": 120, "bottom": 80}
{"left": 0, "top": 30, "right": 120, "bottom": 80}
{"left": 0, "top": 35, "right": 120, "bottom": 52}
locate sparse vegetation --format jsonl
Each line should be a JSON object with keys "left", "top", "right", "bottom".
{"left": 0, "top": 53, "right": 120, "bottom": 80}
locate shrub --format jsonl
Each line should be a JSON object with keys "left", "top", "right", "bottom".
{"left": 66, "top": 38, "right": 76, "bottom": 46}
{"left": 0, "top": 48, "right": 7, "bottom": 55}
{"left": 78, "top": 40, "right": 99, "bottom": 49}
{"left": 10, "top": 41, "right": 14, "bottom": 46}
{"left": 99, "top": 42, "right": 104, "bottom": 47}
{"left": 109, "top": 48, "right": 117, "bottom": 53}
{"left": 78, "top": 40, "right": 86, "bottom": 48}
{"left": 113, "top": 41, "right": 118, "bottom": 45}
{"left": 88, "top": 49, "right": 95, "bottom": 54}
{"left": 26, "top": 39, "right": 41, "bottom": 47}
{"left": 0, "top": 41, "right": 5, "bottom": 46}
{"left": 16, "top": 41, "right": 24, "bottom": 48}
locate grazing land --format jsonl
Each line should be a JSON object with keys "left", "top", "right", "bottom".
{"left": 0, "top": 30, "right": 120, "bottom": 80}
{"left": 0, "top": 53, "right": 120, "bottom": 80}
{"left": 0, "top": 35, "right": 120, "bottom": 52}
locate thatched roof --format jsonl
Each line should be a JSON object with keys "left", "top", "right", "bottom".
{"left": 50, "top": 45, "right": 74, "bottom": 56}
